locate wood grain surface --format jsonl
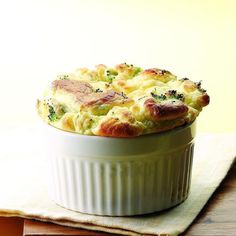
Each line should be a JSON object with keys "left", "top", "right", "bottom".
{"left": 1, "top": 163, "right": 235, "bottom": 236}
{"left": 23, "top": 220, "right": 114, "bottom": 236}
{"left": 184, "top": 163, "right": 236, "bottom": 236}
{"left": 0, "top": 217, "right": 23, "bottom": 236}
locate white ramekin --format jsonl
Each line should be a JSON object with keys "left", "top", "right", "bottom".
{"left": 43, "top": 121, "right": 196, "bottom": 216}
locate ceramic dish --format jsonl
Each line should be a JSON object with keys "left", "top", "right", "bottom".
{"left": 43, "top": 120, "right": 196, "bottom": 216}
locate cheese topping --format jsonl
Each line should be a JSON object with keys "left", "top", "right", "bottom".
{"left": 37, "top": 63, "right": 210, "bottom": 137}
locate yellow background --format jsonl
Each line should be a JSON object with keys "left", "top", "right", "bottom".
{"left": 0, "top": 0, "right": 235, "bottom": 133}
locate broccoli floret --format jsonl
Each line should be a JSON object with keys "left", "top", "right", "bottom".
{"left": 48, "top": 105, "right": 58, "bottom": 122}
{"left": 106, "top": 69, "right": 118, "bottom": 83}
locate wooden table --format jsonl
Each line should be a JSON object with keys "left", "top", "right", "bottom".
{"left": 1, "top": 164, "right": 235, "bottom": 236}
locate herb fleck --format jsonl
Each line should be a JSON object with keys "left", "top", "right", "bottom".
{"left": 165, "top": 90, "right": 185, "bottom": 101}
{"left": 120, "top": 91, "right": 128, "bottom": 99}
{"left": 59, "top": 75, "right": 69, "bottom": 80}
{"left": 181, "top": 77, "right": 189, "bottom": 81}
{"left": 195, "top": 80, "right": 202, "bottom": 88}
{"left": 195, "top": 80, "right": 207, "bottom": 93}
{"left": 167, "top": 90, "right": 177, "bottom": 96}
{"left": 95, "top": 88, "right": 103, "bottom": 93}
{"left": 176, "top": 93, "right": 184, "bottom": 101}
{"left": 151, "top": 92, "right": 167, "bottom": 101}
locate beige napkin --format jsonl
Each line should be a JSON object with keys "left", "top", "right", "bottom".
{"left": 0, "top": 124, "right": 235, "bottom": 236}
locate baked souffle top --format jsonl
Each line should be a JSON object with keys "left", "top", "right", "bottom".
{"left": 37, "top": 63, "right": 209, "bottom": 137}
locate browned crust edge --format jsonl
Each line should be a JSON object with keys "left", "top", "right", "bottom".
{"left": 52, "top": 79, "right": 132, "bottom": 107}
{"left": 97, "top": 118, "right": 142, "bottom": 138}
{"left": 52, "top": 79, "right": 93, "bottom": 94}
{"left": 142, "top": 68, "right": 171, "bottom": 76}
{"left": 144, "top": 98, "right": 188, "bottom": 121}
{"left": 198, "top": 93, "right": 210, "bottom": 107}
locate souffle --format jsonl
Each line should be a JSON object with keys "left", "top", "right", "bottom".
{"left": 37, "top": 63, "right": 209, "bottom": 137}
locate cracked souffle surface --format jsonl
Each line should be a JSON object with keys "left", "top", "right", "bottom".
{"left": 37, "top": 63, "right": 210, "bottom": 137}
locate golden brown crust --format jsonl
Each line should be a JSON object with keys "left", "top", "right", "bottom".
{"left": 52, "top": 80, "right": 93, "bottom": 94}
{"left": 79, "top": 91, "right": 133, "bottom": 106}
{"left": 197, "top": 93, "right": 210, "bottom": 107}
{"left": 144, "top": 98, "right": 188, "bottom": 121}
{"left": 142, "top": 68, "right": 171, "bottom": 76}
{"left": 182, "top": 80, "right": 197, "bottom": 92}
{"left": 52, "top": 79, "right": 133, "bottom": 107}
{"left": 37, "top": 63, "right": 210, "bottom": 137}
{"left": 97, "top": 118, "right": 142, "bottom": 138}
{"left": 115, "top": 63, "right": 133, "bottom": 73}
{"left": 140, "top": 68, "right": 174, "bottom": 83}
